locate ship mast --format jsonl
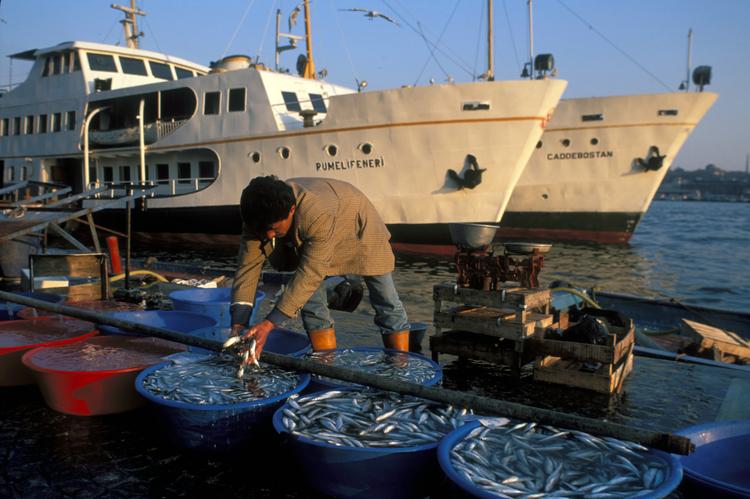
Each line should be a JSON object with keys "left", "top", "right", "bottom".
{"left": 302, "top": 0, "right": 316, "bottom": 79}
{"left": 111, "top": 0, "right": 146, "bottom": 49}
{"left": 486, "top": 0, "right": 494, "bottom": 81}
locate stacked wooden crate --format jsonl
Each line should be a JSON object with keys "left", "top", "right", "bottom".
{"left": 533, "top": 317, "right": 635, "bottom": 394}
{"left": 430, "top": 284, "right": 554, "bottom": 372}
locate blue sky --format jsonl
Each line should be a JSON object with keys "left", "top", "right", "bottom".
{"left": 1, "top": 0, "right": 748, "bottom": 171}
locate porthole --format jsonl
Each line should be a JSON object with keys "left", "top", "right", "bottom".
{"left": 542, "top": 193, "right": 549, "bottom": 199}
{"left": 277, "top": 146, "right": 290, "bottom": 160}
{"left": 561, "top": 139, "right": 570, "bottom": 147}
{"left": 590, "top": 138, "right": 599, "bottom": 146}
{"left": 325, "top": 144, "right": 338, "bottom": 157}
{"left": 358, "top": 142, "right": 373, "bottom": 155}
{"left": 250, "top": 151, "right": 262, "bottom": 163}
{"left": 536, "top": 140, "right": 543, "bottom": 149}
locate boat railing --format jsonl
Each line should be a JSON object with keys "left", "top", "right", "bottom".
{"left": 156, "top": 119, "right": 188, "bottom": 139}
{"left": 88, "top": 177, "right": 214, "bottom": 199}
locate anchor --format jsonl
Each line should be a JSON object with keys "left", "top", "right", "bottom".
{"left": 635, "top": 145, "right": 666, "bottom": 171}
{"left": 447, "top": 154, "right": 486, "bottom": 189}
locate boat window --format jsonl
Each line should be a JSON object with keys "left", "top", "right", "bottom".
{"left": 42, "top": 57, "right": 53, "bottom": 77}
{"left": 51, "top": 54, "right": 62, "bottom": 75}
{"left": 87, "top": 53, "right": 117, "bottom": 72}
{"left": 20, "top": 166, "right": 27, "bottom": 181}
{"left": 591, "top": 138, "right": 599, "bottom": 146}
{"left": 13, "top": 117, "right": 21, "bottom": 135}
{"left": 156, "top": 163, "right": 170, "bottom": 184}
{"left": 536, "top": 140, "right": 543, "bottom": 149}
{"left": 228, "top": 88, "right": 246, "bottom": 112}
{"left": 89, "top": 166, "right": 97, "bottom": 183}
{"left": 103, "top": 166, "right": 114, "bottom": 183}
{"left": 149, "top": 61, "right": 174, "bottom": 80}
{"left": 0, "top": 118, "right": 8, "bottom": 136}
{"left": 120, "top": 56, "right": 148, "bottom": 76}
{"left": 204, "top": 91, "right": 220, "bottom": 115}
{"left": 175, "top": 67, "right": 194, "bottom": 79}
{"left": 561, "top": 138, "right": 571, "bottom": 147}
{"left": 25, "top": 115, "right": 34, "bottom": 134}
{"left": 8, "top": 167, "right": 14, "bottom": 181}
{"left": 52, "top": 112, "right": 62, "bottom": 132}
{"left": 581, "top": 114, "right": 603, "bottom": 122}
{"left": 178, "top": 162, "right": 191, "bottom": 184}
{"left": 72, "top": 52, "right": 81, "bottom": 71}
{"left": 309, "top": 93, "right": 327, "bottom": 113}
{"left": 199, "top": 161, "right": 215, "bottom": 179}
{"left": 66, "top": 111, "right": 76, "bottom": 131}
{"left": 658, "top": 109, "right": 678, "bottom": 117}
{"left": 38, "top": 115, "right": 48, "bottom": 134}
{"left": 119, "top": 166, "right": 131, "bottom": 182}
{"left": 60, "top": 53, "right": 69, "bottom": 74}
{"left": 282, "top": 91, "right": 301, "bottom": 112}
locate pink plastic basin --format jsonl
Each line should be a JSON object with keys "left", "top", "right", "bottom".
{"left": 16, "top": 300, "right": 143, "bottom": 320}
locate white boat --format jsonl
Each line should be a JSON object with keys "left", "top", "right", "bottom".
{"left": 0, "top": 1, "right": 566, "bottom": 242}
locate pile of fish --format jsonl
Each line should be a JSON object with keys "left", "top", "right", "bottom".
{"left": 280, "top": 389, "right": 472, "bottom": 448}
{"left": 306, "top": 349, "right": 438, "bottom": 386}
{"left": 450, "top": 418, "right": 671, "bottom": 497}
{"left": 141, "top": 355, "right": 299, "bottom": 405}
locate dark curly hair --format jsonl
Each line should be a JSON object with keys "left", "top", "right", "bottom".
{"left": 240, "top": 176, "right": 295, "bottom": 236}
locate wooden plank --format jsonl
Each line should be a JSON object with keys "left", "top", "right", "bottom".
{"left": 31, "top": 254, "right": 106, "bottom": 277}
{"left": 681, "top": 319, "right": 750, "bottom": 360}
{"left": 537, "top": 327, "right": 634, "bottom": 364}
{"left": 66, "top": 282, "right": 104, "bottom": 302}
{"left": 434, "top": 310, "right": 553, "bottom": 340}
{"left": 433, "top": 284, "right": 551, "bottom": 309}
{"left": 47, "top": 223, "right": 90, "bottom": 252}
{"left": 534, "top": 350, "right": 634, "bottom": 394}
{"left": 19, "top": 186, "right": 72, "bottom": 205}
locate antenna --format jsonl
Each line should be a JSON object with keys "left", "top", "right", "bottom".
{"left": 275, "top": 9, "right": 302, "bottom": 71}
{"left": 111, "top": 1, "right": 146, "bottom": 49}
{"left": 680, "top": 28, "right": 693, "bottom": 91}
{"left": 486, "top": 0, "right": 494, "bottom": 81}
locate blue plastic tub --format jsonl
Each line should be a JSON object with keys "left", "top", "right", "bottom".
{"left": 187, "top": 326, "right": 311, "bottom": 357}
{"left": 98, "top": 310, "right": 217, "bottom": 336}
{"left": 438, "top": 420, "right": 683, "bottom": 499}
{"left": 272, "top": 388, "right": 442, "bottom": 499}
{"left": 169, "top": 288, "right": 265, "bottom": 327}
{"left": 0, "top": 292, "right": 64, "bottom": 321}
{"left": 135, "top": 361, "right": 309, "bottom": 451}
{"left": 303, "top": 346, "right": 442, "bottom": 394}
{"left": 675, "top": 420, "right": 750, "bottom": 498}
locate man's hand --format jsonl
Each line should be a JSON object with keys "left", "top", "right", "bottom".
{"left": 242, "top": 319, "right": 275, "bottom": 361}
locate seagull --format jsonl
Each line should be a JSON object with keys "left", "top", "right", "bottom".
{"left": 288, "top": 3, "right": 301, "bottom": 31}
{"left": 339, "top": 8, "right": 400, "bottom": 26}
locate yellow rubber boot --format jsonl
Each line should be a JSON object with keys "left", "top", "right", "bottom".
{"left": 382, "top": 330, "right": 409, "bottom": 352}
{"left": 308, "top": 328, "right": 337, "bottom": 351}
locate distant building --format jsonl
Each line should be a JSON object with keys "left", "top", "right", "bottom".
{"left": 657, "top": 165, "right": 750, "bottom": 202}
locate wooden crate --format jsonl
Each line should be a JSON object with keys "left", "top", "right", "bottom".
{"left": 533, "top": 322, "right": 635, "bottom": 394}
{"left": 681, "top": 319, "right": 750, "bottom": 363}
{"left": 429, "top": 330, "right": 536, "bottom": 368}
{"left": 434, "top": 305, "right": 554, "bottom": 340}
{"left": 533, "top": 349, "right": 634, "bottom": 394}
{"left": 433, "top": 284, "right": 551, "bottom": 312}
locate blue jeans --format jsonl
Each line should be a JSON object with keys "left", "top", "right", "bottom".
{"left": 301, "top": 273, "right": 409, "bottom": 334}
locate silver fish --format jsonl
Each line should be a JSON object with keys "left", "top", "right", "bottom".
{"left": 305, "top": 349, "right": 438, "bottom": 386}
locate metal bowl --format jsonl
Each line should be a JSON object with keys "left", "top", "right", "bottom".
{"left": 448, "top": 223, "right": 498, "bottom": 250}
{"left": 503, "top": 242, "right": 552, "bottom": 255}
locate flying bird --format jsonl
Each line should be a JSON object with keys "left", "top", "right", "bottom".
{"left": 339, "top": 8, "right": 400, "bottom": 26}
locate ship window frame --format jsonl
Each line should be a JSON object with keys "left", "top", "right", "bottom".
{"left": 0, "top": 118, "right": 8, "bottom": 136}
{"left": 87, "top": 52, "right": 118, "bottom": 73}
{"left": 581, "top": 113, "right": 604, "bottom": 122}
{"left": 156, "top": 163, "right": 170, "bottom": 184}
{"left": 281, "top": 91, "right": 301, "bottom": 112}
{"left": 309, "top": 93, "right": 327, "bottom": 113}
{"left": 25, "top": 115, "right": 34, "bottom": 135}
{"left": 72, "top": 52, "right": 81, "bottom": 72}
{"left": 42, "top": 57, "right": 52, "bottom": 77}
{"left": 204, "top": 91, "right": 221, "bottom": 115}
{"left": 198, "top": 161, "right": 215, "bottom": 180}
{"left": 228, "top": 87, "right": 246, "bottom": 112}
{"left": 38, "top": 114, "right": 48, "bottom": 134}
{"left": 66, "top": 111, "right": 76, "bottom": 131}
{"left": 13, "top": 117, "right": 21, "bottom": 135}
{"left": 119, "top": 165, "right": 131, "bottom": 182}
{"left": 149, "top": 61, "right": 174, "bottom": 80}
{"left": 103, "top": 166, "right": 114, "bottom": 183}
{"left": 51, "top": 112, "right": 62, "bottom": 133}
{"left": 177, "top": 162, "right": 192, "bottom": 184}
{"left": 175, "top": 67, "right": 194, "bottom": 79}
{"left": 51, "top": 54, "right": 61, "bottom": 75}
{"left": 120, "top": 56, "right": 148, "bottom": 76}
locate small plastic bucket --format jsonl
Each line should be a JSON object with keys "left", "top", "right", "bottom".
{"left": 97, "top": 310, "right": 217, "bottom": 336}
{"left": 21, "top": 336, "right": 185, "bottom": 416}
{"left": 0, "top": 292, "right": 64, "bottom": 321}
{"left": 675, "top": 420, "right": 750, "bottom": 498}
{"left": 135, "top": 361, "right": 309, "bottom": 451}
{"left": 0, "top": 318, "right": 98, "bottom": 386}
{"left": 187, "top": 326, "right": 311, "bottom": 357}
{"left": 169, "top": 288, "right": 266, "bottom": 327}
{"left": 304, "top": 347, "right": 442, "bottom": 394}
{"left": 438, "top": 420, "right": 683, "bottom": 499}
{"left": 272, "top": 388, "right": 443, "bottom": 499}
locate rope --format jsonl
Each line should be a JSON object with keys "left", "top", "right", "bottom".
{"left": 413, "top": 0, "right": 461, "bottom": 85}
{"left": 472, "top": 0, "right": 485, "bottom": 81}
{"left": 550, "top": 286, "right": 602, "bottom": 309}
{"left": 256, "top": 0, "right": 278, "bottom": 63}
{"left": 332, "top": 0, "right": 361, "bottom": 85}
{"left": 555, "top": 0, "right": 673, "bottom": 91}
{"left": 110, "top": 269, "right": 169, "bottom": 283}
{"left": 222, "top": 0, "right": 257, "bottom": 59}
{"left": 501, "top": 0, "right": 521, "bottom": 72}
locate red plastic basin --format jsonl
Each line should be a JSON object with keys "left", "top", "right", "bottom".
{"left": 0, "top": 318, "right": 98, "bottom": 386}
{"left": 16, "top": 299, "right": 143, "bottom": 320}
{"left": 22, "top": 336, "right": 185, "bottom": 416}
